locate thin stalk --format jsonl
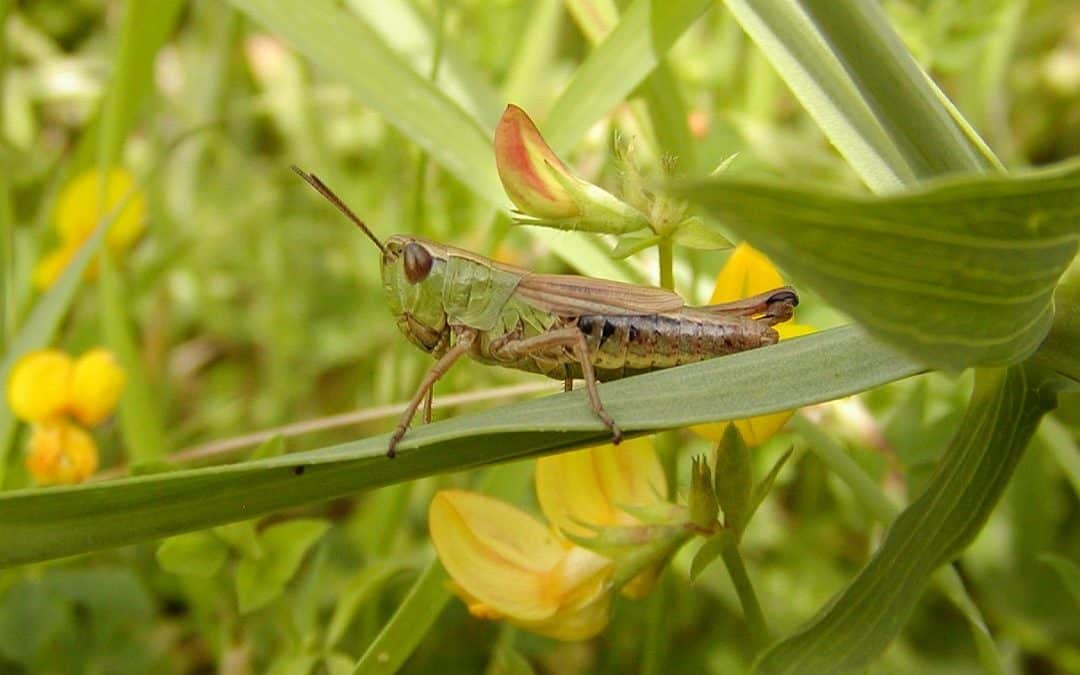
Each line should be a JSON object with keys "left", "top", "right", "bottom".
{"left": 658, "top": 240, "right": 674, "bottom": 291}
{"left": 720, "top": 536, "right": 770, "bottom": 653}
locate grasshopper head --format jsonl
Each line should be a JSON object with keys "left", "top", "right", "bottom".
{"left": 382, "top": 235, "right": 450, "bottom": 352}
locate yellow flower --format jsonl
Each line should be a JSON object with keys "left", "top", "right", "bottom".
{"left": 692, "top": 244, "right": 816, "bottom": 446}
{"left": 69, "top": 349, "right": 126, "bottom": 426}
{"left": 34, "top": 168, "right": 146, "bottom": 289}
{"left": 25, "top": 419, "right": 99, "bottom": 485}
{"left": 534, "top": 437, "right": 668, "bottom": 598}
{"left": 6, "top": 350, "right": 74, "bottom": 423}
{"left": 429, "top": 490, "right": 614, "bottom": 641}
{"left": 6, "top": 348, "right": 124, "bottom": 427}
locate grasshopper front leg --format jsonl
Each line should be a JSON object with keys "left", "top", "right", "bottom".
{"left": 388, "top": 329, "right": 477, "bottom": 458}
{"left": 490, "top": 327, "right": 623, "bottom": 444}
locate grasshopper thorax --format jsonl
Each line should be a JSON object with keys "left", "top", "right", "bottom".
{"left": 382, "top": 236, "right": 450, "bottom": 353}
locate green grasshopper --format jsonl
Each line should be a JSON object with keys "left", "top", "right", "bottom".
{"left": 294, "top": 168, "right": 798, "bottom": 457}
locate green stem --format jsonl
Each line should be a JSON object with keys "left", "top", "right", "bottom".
{"left": 720, "top": 536, "right": 771, "bottom": 653}
{"left": 640, "top": 571, "right": 670, "bottom": 675}
{"left": 658, "top": 240, "right": 674, "bottom": 291}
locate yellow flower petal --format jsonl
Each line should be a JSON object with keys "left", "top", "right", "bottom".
{"left": 430, "top": 490, "right": 615, "bottom": 640}
{"left": 494, "top": 105, "right": 580, "bottom": 219}
{"left": 6, "top": 350, "right": 74, "bottom": 423}
{"left": 430, "top": 490, "right": 567, "bottom": 621}
{"left": 69, "top": 349, "right": 125, "bottom": 427}
{"left": 54, "top": 168, "right": 146, "bottom": 253}
{"left": 535, "top": 437, "right": 667, "bottom": 537}
{"left": 709, "top": 243, "right": 785, "bottom": 303}
{"left": 25, "top": 419, "right": 99, "bottom": 485}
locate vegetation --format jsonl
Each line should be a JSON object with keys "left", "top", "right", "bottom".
{"left": 0, "top": 1, "right": 1078, "bottom": 673}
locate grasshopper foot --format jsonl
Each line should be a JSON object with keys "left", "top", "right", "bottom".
{"left": 387, "top": 427, "right": 407, "bottom": 459}
{"left": 595, "top": 408, "right": 622, "bottom": 445}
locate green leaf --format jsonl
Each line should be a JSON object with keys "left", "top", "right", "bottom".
{"left": 670, "top": 218, "right": 732, "bottom": 251}
{"left": 352, "top": 559, "right": 450, "bottom": 675}
{"left": 722, "top": 0, "right": 997, "bottom": 193}
{"left": 753, "top": 364, "right": 1058, "bottom": 675}
{"left": 235, "top": 519, "right": 329, "bottom": 613}
{"left": 250, "top": 434, "right": 287, "bottom": 460}
{"left": 748, "top": 447, "right": 793, "bottom": 522}
{"left": 0, "top": 326, "right": 922, "bottom": 567}
{"left": 714, "top": 426, "right": 752, "bottom": 536}
{"left": 674, "top": 162, "right": 1080, "bottom": 370}
{"left": 1039, "top": 553, "right": 1080, "bottom": 607}
{"left": 325, "top": 562, "right": 413, "bottom": 648}
{"left": 689, "top": 532, "right": 729, "bottom": 582}
{"left": 1031, "top": 257, "right": 1080, "bottom": 382}
{"left": 156, "top": 531, "right": 228, "bottom": 578}
{"left": 611, "top": 234, "right": 663, "bottom": 259}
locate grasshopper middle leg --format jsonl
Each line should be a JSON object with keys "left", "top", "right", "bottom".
{"left": 490, "top": 327, "right": 623, "bottom": 444}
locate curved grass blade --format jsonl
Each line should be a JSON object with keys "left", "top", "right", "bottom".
{"left": 753, "top": 364, "right": 1058, "bottom": 674}
{"left": 722, "top": 0, "right": 997, "bottom": 193}
{"left": 674, "top": 161, "right": 1080, "bottom": 370}
{"left": 0, "top": 325, "right": 922, "bottom": 567}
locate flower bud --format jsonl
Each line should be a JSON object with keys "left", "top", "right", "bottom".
{"left": 26, "top": 419, "right": 99, "bottom": 485}
{"left": 69, "top": 348, "right": 126, "bottom": 426}
{"left": 6, "top": 350, "right": 74, "bottom": 423}
{"left": 688, "top": 456, "right": 719, "bottom": 532}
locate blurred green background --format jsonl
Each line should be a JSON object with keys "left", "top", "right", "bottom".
{"left": 1, "top": 0, "right": 1078, "bottom": 673}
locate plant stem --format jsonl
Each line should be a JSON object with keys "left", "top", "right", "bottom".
{"left": 720, "top": 537, "right": 770, "bottom": 653}
{"left": 658, "top": 240, "right": 674, "bottom": 290}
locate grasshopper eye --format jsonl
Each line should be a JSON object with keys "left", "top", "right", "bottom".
{"left": 403, "top": 242, "right": 434, "bottom": 284}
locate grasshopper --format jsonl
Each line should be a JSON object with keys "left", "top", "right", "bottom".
{"left": 294, "top": 168, "right": 798, "bottom": 457}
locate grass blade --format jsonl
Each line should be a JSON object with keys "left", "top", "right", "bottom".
{"left": 0, "top": 325, "right": 922, "bottom": 566}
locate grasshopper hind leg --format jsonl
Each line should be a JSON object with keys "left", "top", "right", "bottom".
{"left": 490, "top": 327, "right": 622, "bottom": 445}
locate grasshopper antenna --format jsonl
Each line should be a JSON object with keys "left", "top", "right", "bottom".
{"left": 292, "top": 165, "right": 385, "bottom": 254}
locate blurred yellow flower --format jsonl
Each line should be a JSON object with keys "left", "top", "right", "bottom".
{"left": 692, "top": 244, "right": 816, "bottom": 446}
{"left": 6, "top": 350, "right": 74, "bottom": 423}
{"left": 429, "top": 490, "right": 614, "bottom": 641}
{"left": 534, "top": 437, "right": 668, "bottom": 597}
{"left": 25, "top": 419, "right": 99, "bottom": 485}
{"left": 69, "top": 348, "right": 126, "bottom": 426}
{"left": 6, "top": 348, "right": 125, "bottom": 428}
{"left": 34, "top": 168, "right": 146, "bottom": 289}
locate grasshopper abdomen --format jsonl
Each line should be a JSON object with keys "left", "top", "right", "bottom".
{"left": 576, "top": 313, "right": 778, "bottom": 381}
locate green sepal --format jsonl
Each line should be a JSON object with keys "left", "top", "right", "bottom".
{"left": 688, "top": 455, "right": 720, "bottom": 532}
{"left": 748, "top": 447, "right": 794, "bottom": 523}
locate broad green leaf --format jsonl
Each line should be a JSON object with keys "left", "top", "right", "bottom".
{"left": 544, "top": 0, "right": 711, "bottom": 153}
{"left": 235, "top": 519, "right": 329, "bottom": 613}
{"left": 0, "top": 325, "right": 922, "bottom": 567}
{"left": 722, "top": 0, "right": 997, "bottom": 193}
{"left": 674, "top": 162, "right": 1080, "bottom": 370}
{"left": 228, "top": 0, "right": 637, "bottom": 284}
{"left": 754, "top": 364, "right": 1058, "bottom": 675}
{"left": 156, "top": 531, "right": 228, "bottom": 578}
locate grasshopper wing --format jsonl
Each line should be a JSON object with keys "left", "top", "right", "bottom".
{"left": 516, "top": 273, "right": 686, "bottom": 317}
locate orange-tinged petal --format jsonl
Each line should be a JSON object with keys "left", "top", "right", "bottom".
{"left": 25, "top": 420, "right": 99, "bottom": 485}
{"left": 430, "top": 490, "right": 566, "bottom": 621}
{"left": 54, "top": 168, "right": 146, "bottom": 253}
{"left": 536, "top": 437, "right": 667, "bottom": 537}
{"left": 69, "top": 349, "right": 126, "bottom": 427}
{"left": 6, "top": 350, "right": 74, "bottom": 423}
{"left": 709, "top": 243, "right": 785, "bottom": 303}
{"left": 494, "top": 104, "right": 579, "bottom": 219}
